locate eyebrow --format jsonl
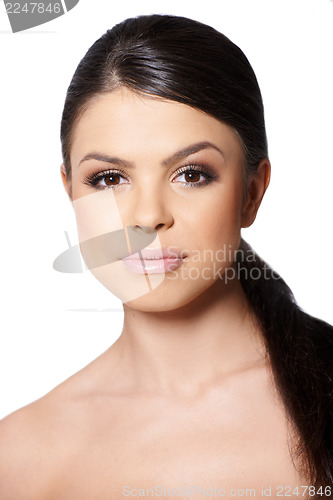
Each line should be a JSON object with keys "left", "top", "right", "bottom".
{"left": 78, "top": 141, "right": 225, "bottom": 168}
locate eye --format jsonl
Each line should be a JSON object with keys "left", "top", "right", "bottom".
{"left": 83, "top": 164, "right": 218, "bottom": 190}
{"left": 83, "top": 170, "right": 129, "bottom": 189}
{"left": 172, "top": 164, "right": 216, "bottom": 188}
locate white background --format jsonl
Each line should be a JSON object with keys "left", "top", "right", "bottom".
{"left": 0, "top": 0, "right": 332, "bottom": 419}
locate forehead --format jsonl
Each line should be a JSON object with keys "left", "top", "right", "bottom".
{"left": 70, "top": 87, "right": 244, "bottom": 168}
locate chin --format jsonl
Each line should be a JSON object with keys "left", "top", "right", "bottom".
{"left": 122, "top": 288, "right": 188, "bottom": 312}
{"left": 122, "top": 277, "right": 221, "bottom": 314}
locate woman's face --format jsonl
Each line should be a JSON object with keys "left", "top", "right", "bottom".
{"left": 63, "top": 87, "right": 261, "bottom": 311}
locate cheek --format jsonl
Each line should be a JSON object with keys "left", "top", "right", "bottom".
{"left": 72, "top": 189, "right": 125, "bottom": 242}
{"left": 185, "top": 182, "right": 243, "bottom": 252}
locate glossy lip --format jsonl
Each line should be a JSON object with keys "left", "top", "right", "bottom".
{"left": 122, "top": 247, "right": 186, "bottom": 261}
{"left": 121, "top": 247, "right": 186, "bottom": 274}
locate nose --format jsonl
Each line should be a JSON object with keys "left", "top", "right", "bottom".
{"left": 125, "top": 184, "right": 174, "bottom": 232}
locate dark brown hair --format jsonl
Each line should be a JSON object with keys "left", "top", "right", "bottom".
{"left": 60, "top": 14, "right": 333, "bottom": 490}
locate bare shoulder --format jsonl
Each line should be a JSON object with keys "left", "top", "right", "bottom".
{"left": 0, "top": 365, "right": 98, "bottom": 500}
{"left": 0, "top": 398, "right": 57, "bottom": 499}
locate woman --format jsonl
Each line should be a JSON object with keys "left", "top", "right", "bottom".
{"left": 1, "top": 13, "right": 332, "bottom": 499}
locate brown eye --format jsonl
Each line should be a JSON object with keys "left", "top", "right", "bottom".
{"left": 184, "top": 171, "right": 201, "bottom": 183}
{"left": 83, "top": 169, "right": 129, "bottom": 189}
{"left": 172, "top": 166, "right": 215, "bottom": 188}
{"left": 104, "top": 174, "right": 121, "bottom": 185}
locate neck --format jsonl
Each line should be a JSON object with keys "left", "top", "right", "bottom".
{"left": 111, "top": 276, "right": 267, "bottom": 398}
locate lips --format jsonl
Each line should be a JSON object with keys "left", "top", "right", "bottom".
{"left": 122, "top": 247, "right": 186, "bottom": 261}
{"left": 121, "top": 247, "right": 186, "bottom": 274}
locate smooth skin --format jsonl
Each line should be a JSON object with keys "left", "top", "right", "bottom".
{"left": 0, "top": 88, "right": 311, "bottom": 499}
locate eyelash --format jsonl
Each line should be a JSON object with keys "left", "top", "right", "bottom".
{"left": 82, "top": 164, "right": 217, "bottom": 190}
